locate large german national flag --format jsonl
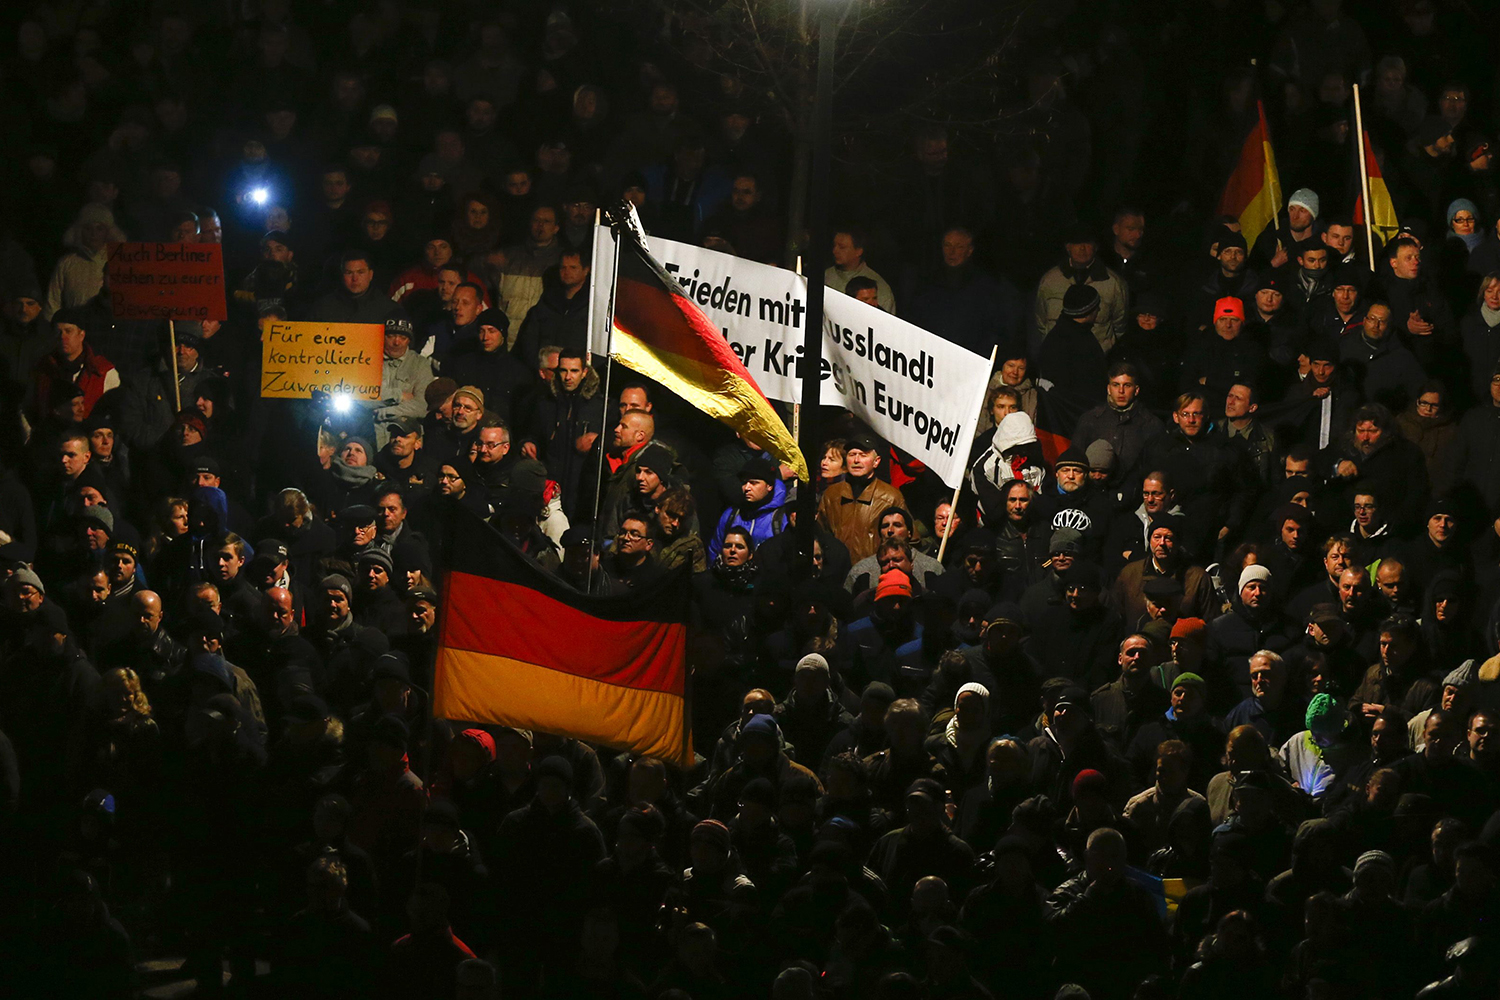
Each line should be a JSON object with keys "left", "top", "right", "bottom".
{"left": 609, "top": 235, "right": 809, "bottom": 481}
{"left": 434, "top": 514, "right": 692, "bottom": 766}
{"left": 1217, "top": 101, "right": 1283, "bottom": 251}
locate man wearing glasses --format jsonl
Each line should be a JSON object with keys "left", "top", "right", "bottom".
{"left": 1337, "top": 301, "right": 1424, "bottom": 410}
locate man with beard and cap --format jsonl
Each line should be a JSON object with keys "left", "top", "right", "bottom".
{"left": 1206, "top": 564, "right": 1298, "bottom": 710}
{"left": 375, "top": 416, "right": 438, "bottom": 491}
{"left": 353, "top": 548, "right": 406, "bottom": 634}
{"left": 1319, "top": 403, "right": 1429, "bottom": 534}
{"left": 1114, "top": 514, "right": 1213, "bottom": 627}
{"left": 1029, "top": 448, "right": 1112, "bottom": 551}
{"left": 1195, "top": 229, "right": 1258, "bottom": 325}
{"left": 709, "top": 456, "right": 789, "bottom": 555}
{"left": 1091, "top": 633, "right": 1171, "bottom": 749}
{"left": 1030, "top": 561, "right": 1123, "bottom": 690}
{"left": 1035, "top": 285, "right": 1109, "bottom": 433}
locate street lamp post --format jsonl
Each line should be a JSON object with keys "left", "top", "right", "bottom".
{"left": 796, "top": 4, "right": 837, "bottom": 569}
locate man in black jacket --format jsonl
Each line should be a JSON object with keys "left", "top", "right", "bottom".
{"left": 523, "top": 349, "right": 604, "bottom": 519}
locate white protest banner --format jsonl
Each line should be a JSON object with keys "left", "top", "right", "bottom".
{"left": 645, "top": 238, "right": 992, "bottom": 489}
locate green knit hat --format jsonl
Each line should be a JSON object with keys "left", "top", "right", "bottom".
{"left": 1306, "top": 693, "right": 1345, "bottom": 735}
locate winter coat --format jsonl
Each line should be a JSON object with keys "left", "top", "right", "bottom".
{"left": 514, "top": 278, "right": 589, "bottom": 363}
{"left": 1455, "top": 401, "right": 1500, "bottom": 513}
{"left": 1397, "top": 405, "right": 1460, "bottom": 497}
{"left": 1318, "top": 427, "right": 1431, "bottom": 533}
{"left": 437, "top": 345, "right": 525, "bottom": 421}
{"left": 1033, "top": 256, "right": 1130, "bottom": 354}
{"left": 44, "top": 245, "right": 108, "bottom": 319}
{"left": 1340, "top": 330, "right": 1426, "bottom": 412}
{"left": 32, "top": 345, "right": 119, "bottom": 420}
{"left": 307, "top": 286, "right": 407, "bottom": 327}
{"left": 1460, "top": 305, "right": 1500, "bottom": 403}
{"left": 1071, "top": 400, "right": 1166, "bottom": 483}
{"left": 817, "top": 476, "right": 909, "bottom": 564}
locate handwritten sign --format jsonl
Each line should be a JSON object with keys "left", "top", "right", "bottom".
{"left": 107, "top": 242, "right": 227, "bottom": 321}
{"left": 259, "top": 320, "right": 384, "bottom": 400}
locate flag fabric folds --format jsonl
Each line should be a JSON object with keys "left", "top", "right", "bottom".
{"left": 607, "top": 233, "right": 809, "bottom": 481}
{"left": 1218, "top": 101, "right": 1284, "bottom": 251}
{"left": 1353, "top": 129, "right": 1400, "bottom": 246}
{"left": 434, "top": 514, "right": 692, "bottom": 766}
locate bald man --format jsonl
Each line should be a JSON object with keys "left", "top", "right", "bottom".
{"left": 588, "top": 407, "right": 682, "bottom": 532}
{"left": 239, "top": 585, "right": 320, "bottom": 720}
{"left": 92, "top": 590, "right": 188, "bottom": 716}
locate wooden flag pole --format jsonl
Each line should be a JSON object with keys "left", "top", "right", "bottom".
{"left": 1352, "top": 84, "right": 1376, "bottom": 272}
{"left": 168, "top": 320, "right": 181, "bottom": 410}
{"left": 937, "top": 345, "right": 998, "bottom": 564}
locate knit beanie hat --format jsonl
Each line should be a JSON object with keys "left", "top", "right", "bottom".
{"left": 1239, "top": 564, "right": 1272, "bottom": 591}
{"left": 1061, "top": 284, "right": 1101, "bottom": 317}
{"left": 1172, "top": 672, "right": 1206, "bottom": 694}
{"left": 1084, "top": 439, "right": 1116, "bottom": 472}
{"left": 874, "top": 570, "right": 913, "bottom": 603}
{"left": 1305, "top": 693, "right": 1345, "bottom": 735}
{"left": 1170, "top": 617, "right": 1206, "bottom": 643}
{"left": 1445, "top": 660, "right": 1476, "bottom": 689}
{"left": 795, "top": 653, "right": 830, "bottom": 676}
{"left": 1288, "top": 188, "right": 1321, "bottom": 218}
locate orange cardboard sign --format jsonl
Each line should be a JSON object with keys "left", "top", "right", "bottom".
{"left": 259, "top": 320, "right": 384, "bottom": 401}
{"left": 107, "top": 242, "right": 227, "bottom": 321}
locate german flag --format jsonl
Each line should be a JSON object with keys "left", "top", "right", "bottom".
{"left": 434, "top": 513, "right": 692, "bottom": 766}
{"left": 1218, "top": 101, "right": 1283, "bottom": 251}
{"left": 1353, "top": 129, "right": 1400, "bottom": 247}
{"left": 608, "top": 233, "right": 809, "bottom": 481}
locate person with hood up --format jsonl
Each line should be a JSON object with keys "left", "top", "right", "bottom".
{"left": 929, "top": 682, "right": 992, "bottom": 795}
{"left": 710, "top": 456, "right": 787, "bottom": 555}
{"left": 968, "top": 410, "right": 1045, "bottom": 517}
{"left": 44, "top": 202, "right": 125, "bottom": 319}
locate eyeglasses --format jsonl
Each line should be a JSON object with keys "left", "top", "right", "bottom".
{"left": 475, "top": 439, "right": 505, "bottom": 450}
{"left": 1416, "top": 399, "right": 1441, "bottom": 412}
{"left": 437, "top": 472, "right": 461, "bottom": 481}
{"left": 618, "top": 529, "right": 647, "bottom": 540}
{"left": 1354, "top": 503, "right": 1378, "bottom": 511}
{"left": 1453, "top": 215, "right": 1477, "bottom": 224}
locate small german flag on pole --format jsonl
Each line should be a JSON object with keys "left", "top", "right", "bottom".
{"left": 434, "top": 513, "right": 692, "bottom": 766}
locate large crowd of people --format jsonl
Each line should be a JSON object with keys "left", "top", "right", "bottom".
{"left": 4, "top": 1, "right": 1500, "bottom": 998}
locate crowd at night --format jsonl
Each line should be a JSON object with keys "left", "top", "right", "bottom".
{"left": 4, "top": 1, "right": 1500, "bottom": 998}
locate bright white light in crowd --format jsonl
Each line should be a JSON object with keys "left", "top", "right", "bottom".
{"left": 332, "top": 392, "right": 354, "bottom": 414}
{"left": 249, "top": 187, "right": 269, "bottom": 206}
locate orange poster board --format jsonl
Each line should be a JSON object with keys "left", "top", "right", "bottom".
{"left": 259, "top": 320, "right": 384, "bottom": 401}
{"left": 107, "top": 242, "right": 227, "bottom": 321}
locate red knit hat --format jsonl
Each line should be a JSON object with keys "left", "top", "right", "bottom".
{"left": 1072, "top": 768, "right": 1108, "bottom": 799}
{"left": 457, "top": 728, "right": 495, "bottom": 762}
{"left": 874, "top": 570, "right": 913, "bottom": 603}
{"left": 1170, "top": 617, "right": 1207, "bottom": 643}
